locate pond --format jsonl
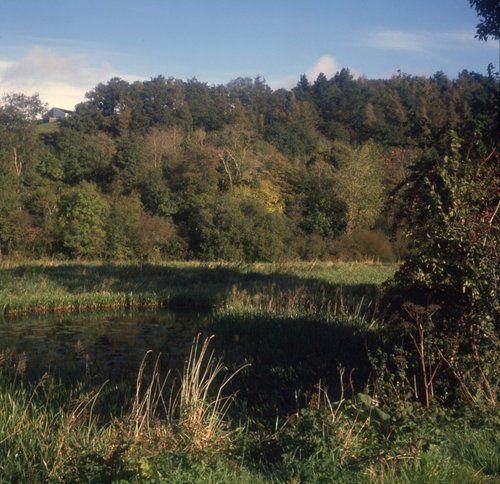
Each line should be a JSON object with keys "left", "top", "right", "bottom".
{"left": 0, "top": 308, "right": 211, "bottom": 381}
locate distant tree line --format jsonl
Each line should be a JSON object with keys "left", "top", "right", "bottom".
{"left": 0, "top": 69, "right": 498, "bottom": 261}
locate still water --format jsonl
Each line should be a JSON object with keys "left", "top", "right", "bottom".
{"left": 0, "top": 309, "right": 210, "bottom": 380}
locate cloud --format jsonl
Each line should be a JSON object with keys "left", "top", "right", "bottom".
{"left": 363, "top": 30, "right": 431, "bottom": 52}
{"left": 0, "top": 59, "right": 14, "bottom": 70}
{"left": 441, "top": 30, "right": 499, "bottom": 49}
{"left": 306, "top": 55, "right": 341, "bottom": 80}
{"left": 270, "top": 55, "right": 354, "bottom": 90}
{"left": 363, "top": 29, "right": 497, "bottom": 53}
{"left": 0, "top": 45, "right": 135, "bottom": 110}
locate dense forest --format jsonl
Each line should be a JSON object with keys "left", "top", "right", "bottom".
{"left": 0, "top": 68, "right": 498, "bottom": 261}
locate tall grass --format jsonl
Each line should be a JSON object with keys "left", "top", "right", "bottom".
{"left": 0, "top": 259, "right": 396, "bottom": 316}
{"left": 127, "top": 335, "right": 249, "bottom": 454}
{"left": 1, "top": 344, "right": 498, "bottom": 482}
{"left": 224, "top": 282, "right": 379, "bottom": 326}
{"left": 0, "top": 336, "right": 250, "bottom": 481}
{"left": 0, "top": 357, "right": 112, "bottom": 481}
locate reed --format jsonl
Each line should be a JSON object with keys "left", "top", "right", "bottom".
{"left": 127, "top": 334, "right": 249, "bottom": 453}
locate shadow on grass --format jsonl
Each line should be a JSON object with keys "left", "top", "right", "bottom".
{"left": 1, "top": 262, "right": 385, "bottom": 310}
{"left": 0, "top": 263, "right": 385, "bottom": 420}
{"left": 207, "top": 313, "right": 379, "bottom": 423}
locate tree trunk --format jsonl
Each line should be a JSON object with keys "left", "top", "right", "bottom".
{"left": 13, "top": 147, "right": 22, "bottom": 177}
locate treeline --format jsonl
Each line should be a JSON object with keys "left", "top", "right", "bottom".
{"left": 0, "top": 69, "right": 497, "bottom": 261}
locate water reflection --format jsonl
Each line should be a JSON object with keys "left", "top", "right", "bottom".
{"left": 0, "top": 309, "right": 210, "bottom": 380}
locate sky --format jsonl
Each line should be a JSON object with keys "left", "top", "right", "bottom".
{"left": 0, "top": 0, "right": 498, "bottom": 110}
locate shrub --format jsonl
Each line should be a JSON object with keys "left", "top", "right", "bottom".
{"left": 332, "top": 229, "right": 395, "bottom": 262}
{"left": 383, "top": 139, "right": 499, "bottom": 405}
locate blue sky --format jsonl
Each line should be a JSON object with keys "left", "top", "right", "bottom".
{"left": 0, "top": 0, "right": 497, "bottom": 109}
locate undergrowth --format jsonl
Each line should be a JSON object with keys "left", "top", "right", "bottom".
{"left": 1, "top": 334, "right": 498, "bottom": 483}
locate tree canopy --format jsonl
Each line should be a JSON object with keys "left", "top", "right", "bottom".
{"left": 469, "top": 0, "right": 500, "bottom": 40}
{"left": 0, "top": 68, "right": 497, "bottom": 261}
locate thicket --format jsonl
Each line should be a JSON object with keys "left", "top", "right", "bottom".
{"left": 378, "top": 0, "right": 500, "bottom": 409}
{"left": 378, "top": 149, "right": 498, "bottom": 410}
{"left": 0, "top": 69, "right": 497, "bottom": 262}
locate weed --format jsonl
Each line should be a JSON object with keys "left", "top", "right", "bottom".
{"left": 126, "top": 335, "right": 249, "bottom": 454}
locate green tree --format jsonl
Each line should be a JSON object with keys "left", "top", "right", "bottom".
{"left": 264, "top": 91, "right": 319, "bottom": 162}
{"left": 0, "top": 167, "right": 24, "bottom": 256}
{"left": 469, "top": 0, "right": 500, "bottom": 40}
{"left": 84, "top": 77, "right": 136, "bottom": 136}
{"left": 299, "top": 161, "right": 347, "bottom": 239}
{"left": 21, "top": 178, "right": 61, "bottom": 256}
{"left": 57, "top": 129, "right": 115, "bottom": 185}
{"left": 57, "top": 182, "right": 110, "bottom": 258}
{"left": 140, "top": 172, "right": 177, "bottom": 220}
{"left": 0, "top": 93, "right": 48, "bottom": 256}
{"left": 112, "top": 135, "right": 146, "bottom": 193}
{"left": 185, "top": 79, "right": 228, "bottom": 131}
{"left": 137, "top": 76, "right": 190, "bottom": 130}
{"left": 183, "top": 193, "right": 291, "bottom": 262}
{"left": 64, "top": 102, "right": 106, "bottom": 134}
{"left": 0, "top": 92, "right": 47, "bottom": 179}
{"left": 226, "top": 76, "right": 272, "bottom": 130}
{"left": 105, "top": 194, "right": 144, "bottom": 259}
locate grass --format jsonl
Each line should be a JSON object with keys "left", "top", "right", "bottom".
{"left": 0, "top": 259, "right": 498, "bottom": 482}
{"left": 127, "top": 335, "right": 249, "bottom": 454}
{"left": 36, "top": 121, "right": 61, "bottom": 134}
{"left": 0, "top": 259, "right": 396, "bottom": 316}
{"left": 1, "top": 342, "right": 497, "bottom": 483}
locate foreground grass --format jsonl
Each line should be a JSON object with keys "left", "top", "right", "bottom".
{"left": 0, "top": 259, "right": 396, "bottom": 316}
{"left": 1, "top": 340, "right": 498, "bottom": 483}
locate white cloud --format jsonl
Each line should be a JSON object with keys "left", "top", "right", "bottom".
{"left": 0, "top": 45, "right": 137, "bottom": 110}
{"left": 306, "top": 55, "right": 341, "bottom": 80}
{"left": 363, "top": 29, "right": 498, "bottom": 53}
{"left": 270, "top": 55, "right": 359, "bottom": 90}
{"left": 0, "top": 59, "right": 14, "bottom": 70}
{"left": 441, "top": 30, "right": 499, "bottom": 49}
{"left": 364, "top": 30, "right": 429, "bottom": 52}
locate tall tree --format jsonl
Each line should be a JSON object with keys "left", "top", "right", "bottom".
{"left": 57, "top": 182, "right": 110, "bottom": 258}
{"left": 332, "top": 142, "right": 385, "bottom": 235}
{"left": 0, "top": 92, "right": 47, "bottom": 178}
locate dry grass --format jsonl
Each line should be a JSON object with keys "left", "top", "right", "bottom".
{"left": 126, "top": 334, "right": 249, "bottom": 453}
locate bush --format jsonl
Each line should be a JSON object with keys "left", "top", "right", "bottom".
{"left": 185, "top": 194, "right": 292, "bottom": 262}
{"left": 332, "top": 229, "right": 395, "bottom": 262}
{"left": 383, "top": 140, "right": 499, "bottom": 405}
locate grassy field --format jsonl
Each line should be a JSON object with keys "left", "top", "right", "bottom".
{"left": 35, "top": 121, "right": 61, "bottom": 134}
{"left": 0, "top": 260, "right": 498, "bottom": 483}
{"left": 0, "top": 259, "right": 396, "bottom": 315}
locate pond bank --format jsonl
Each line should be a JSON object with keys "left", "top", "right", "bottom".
{"left": 0, "top": 260, "right": 396, "bottom": 316}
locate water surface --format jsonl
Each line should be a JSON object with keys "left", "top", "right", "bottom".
{"left": 0, "top": 308, "right": 209, "bottom": 380}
